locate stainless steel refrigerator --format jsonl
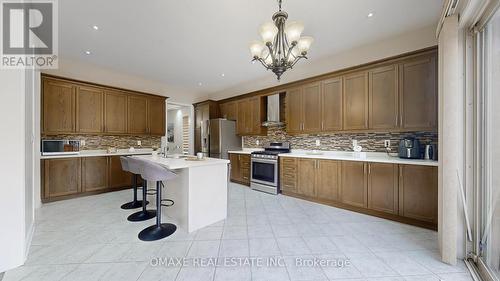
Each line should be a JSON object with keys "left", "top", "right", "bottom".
{"left": 202, "top": 119, "right": 241, "bottom": 159}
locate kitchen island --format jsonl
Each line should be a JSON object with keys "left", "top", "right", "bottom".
{"left": 134, "top": 155, "right": 229, "bottom": 232}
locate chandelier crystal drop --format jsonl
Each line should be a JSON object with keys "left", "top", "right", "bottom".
{"left": 249, "top": 0, "right": 314, "bottom": 80}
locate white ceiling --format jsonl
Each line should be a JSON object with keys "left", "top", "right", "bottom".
{"left": 59, "top": 0, "right": 443, "bottom": 102}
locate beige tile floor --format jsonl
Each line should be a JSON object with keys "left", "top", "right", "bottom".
{"left": 3, "top": 182, "right": 473, "bottom": 281}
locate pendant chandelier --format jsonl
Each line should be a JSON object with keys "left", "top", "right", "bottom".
{"left": 249, "top": 0, "right": 314, "bottom": 80}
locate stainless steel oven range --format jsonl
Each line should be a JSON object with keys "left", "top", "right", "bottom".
{"left": 250, "top": 142, "right": 290, "bottom": 194}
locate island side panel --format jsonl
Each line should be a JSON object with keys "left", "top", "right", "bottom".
{"left": 187, "top": 163, "right": 228, "bottom": 232}
{"left": 161, "top": 169, "right": 189, "bottom": 231}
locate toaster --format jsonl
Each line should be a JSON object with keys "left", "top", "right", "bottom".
{"left": 398, "top": 138, "right": 421, "bottom": 159}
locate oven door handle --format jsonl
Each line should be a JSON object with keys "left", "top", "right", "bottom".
{"left": 251, "top": 158, "right": 278, "bottom": 164}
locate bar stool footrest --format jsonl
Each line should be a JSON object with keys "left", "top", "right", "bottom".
{"left": 160, "top": 199, "right": 174, "bottom": 207}
{"left": 146, "top": 189, "right": 157, "bottom": 196}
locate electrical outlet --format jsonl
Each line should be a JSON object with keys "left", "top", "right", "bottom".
{"left": 137, "top": 140, "right": 142, "bottom": 146}
{"left": 384, "top": 140, "right": 391, "bottom": 148}
{"left": 315, "top": 139, "right": 321, "bottom": 146}
{"left": 352, "top": 139, "right": 358, "bottom": 148}
{"left": 80, "top": 140, "right": 85, "bottom": 146}
{"left": 256, "top": 140, "right": 260, "bottom": 146}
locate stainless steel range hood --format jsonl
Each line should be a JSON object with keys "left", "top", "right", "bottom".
{"left": 262, "top": 94, "right": 284, "bottom": 127}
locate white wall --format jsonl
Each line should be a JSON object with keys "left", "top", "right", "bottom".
{"left": 0, "top": 68, "right": 35, "bottom": 272}
{"left": 43, "top": 58, "right": 199, "bottom": 104}
{"left": 208, "top": 25, "right": 438, "bottom": 101}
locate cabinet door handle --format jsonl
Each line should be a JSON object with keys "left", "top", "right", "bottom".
{"left": 368, "top": 164, "right": 371, "bottom": 174}
{"left": 364, "top": 164, "right": 367, "bottom": 174}
{"left": 321, "top": 121, "right": 324, "bottom": 130}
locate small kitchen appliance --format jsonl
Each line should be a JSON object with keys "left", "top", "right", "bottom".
{"left": 41, "top": 140, "right": 80, "bottom": 156}
{"left": 398, "top": 138, "right": 421, "bottom": 159}
{"left": 250, "top": 142, "right": 290, "bottom": 195}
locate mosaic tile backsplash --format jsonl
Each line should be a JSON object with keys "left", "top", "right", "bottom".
{"left": 243, "top": 126, "right": 438, "bottom": 153}
{"left": 42, "top": 135, "right": 162, "bottom": 150}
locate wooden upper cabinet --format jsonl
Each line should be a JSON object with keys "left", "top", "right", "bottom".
{"left": 250, "top": 96, "right": 265, "bottom": 135}
{"left": 367, "top": 163, "right": 398, "bottom": 214}
{"left": 321, "top": 78, "right": 343, "bottom": 131}
{"left": 302, "top": 83, "right": 322, "bottom": 133}
{"left": 148, "top": 97, "right": 165, "bottom": 136}
{"left": 104, "top": 91, "right": 127, "bottom": 134}
{"left": 244, "top": 99, "right": 253, "bottom": 134}
{"left": 43, "top": 79, "right": 75, "bottom": 133}
{"left": 82, "top": 157, "right": 108, "bottom": 192}
{"left": 343, "top": 72, "right": 369, "bottom": 130}
{"left": 286, "top": 87, "right": 303, "bottom": 133}
{"left": 76, "top": 86, "right": 103, "bottom": 133}
{"left": 316, "top": 160, "right": 341, "bottom": 202}
{"left": 220, "top": 101, "right": 237, "bottom": 121}
{"left": 369, "top": 65, "right": 398, "bottom": 130}
{"left": 127, "top": 95, "right": 148, "bottom": 134}
{"left": 234, "top": 97, "right": 264, "bottom": 136}
{"left": 297, "top": 158, "right": 316, "bottom": 197}
{"left": 399, "top": 165, "right": 438, "bottom": 223}
{"left": 43, "top": 158, "right": 81, "bottom": 199}
{"left": 399, "top": 54, "right": 437, "bottom": 130}
{"left": 341, "top": 161, "right": 367, "bottom": 208}
{"left": 236, "top": 99, "right": 247, "bottom": 135}
{"left": 226, "top": 102, "right": 237, "bottom": 121}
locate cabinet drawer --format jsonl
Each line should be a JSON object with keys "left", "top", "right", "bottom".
{"left": 281, "top": 172, "right": 296, "bottom": 180}
{"left": 281, "top": 158, "right": 297, "bottom": 164}
{"left": 241, "top": 168, "right": 250, "bottom": 180}
{"left": 281, "top": 182, "right": 297, "bottom": 190}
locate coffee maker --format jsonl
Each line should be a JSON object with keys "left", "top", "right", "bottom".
{"left": 398, "top": 138, "right": 421, "bottom": 159}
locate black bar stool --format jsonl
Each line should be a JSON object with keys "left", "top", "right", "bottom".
{"left": 127, "top": 157, "right": 156, "bottom": 222}
{"left": 120, "top": 156, "right": 148, "bottom": 209}
{"left": 138, "top": 160, "right": 177, "bottom": 241}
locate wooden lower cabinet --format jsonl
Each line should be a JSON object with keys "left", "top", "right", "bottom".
{"left": 399, "top": 165, "right": 438, "bottom": 223}
{"left": 281, "top": 157, "right": 438, "bottom": 229}
{"left": 281, "top": 158, "right": 340, "bottom": 202}
{"left": 82, "top": 157, "right": 108, "bottom": 192}
{"left": 108, "top": 156, "right": 133, "bottom": 188}
{"left": 340, "top": 161, "right": 367, "bottom": 208}
{"left": 43, "top": 158, "right": 81, "bottom": 199}
{"left": 367, "top": 163, "right": 398, "bottom": 215}
{"left": 297, "top": 159, "right": 317, "bottom": 197}
{"left": 316, "top": 160, "right": 341, "bottom": 201}
{"left": 280, "top": 157, "right": 297, "bottom": 193}
{"left": 42, "top": 155, "right": 138, "bottom": 202}
{"left": 229, "top": 153, "right": 251, "bottom": 186}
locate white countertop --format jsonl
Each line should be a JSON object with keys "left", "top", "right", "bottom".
{"left": 279, "top": 150, "right": 438, "bottom": 166}
{"left": 228, "top": 148, "right": 263, "bottom": 155}
{"left": 40, "top": 148, "right": 154, "bottom": 159}
{"left": 134, "top": 155, "right": 230, "bottom": 170}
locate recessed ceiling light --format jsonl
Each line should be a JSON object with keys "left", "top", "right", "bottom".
{"left": 221, "top": 73, "right": 225, "bottom": 77}
{"left": 367, "top": 12, "right": 374, "bottom": 18}
{"left": 84, "top": 50, "right": 91, "bottom": 55}
{"left": 92, "top": 25, "right": 99, "bottom": 30}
